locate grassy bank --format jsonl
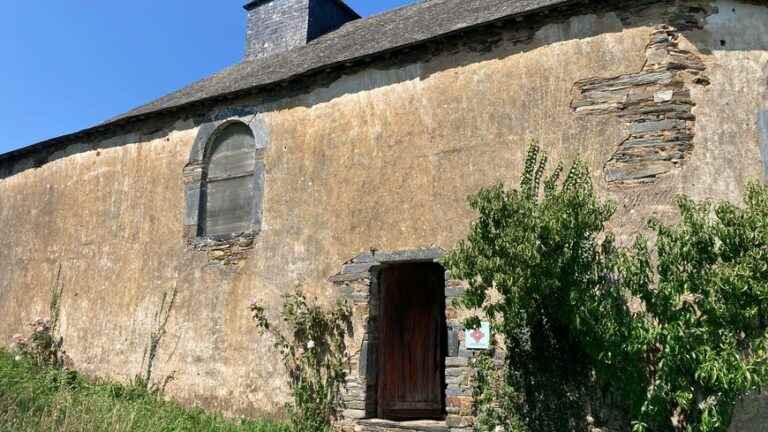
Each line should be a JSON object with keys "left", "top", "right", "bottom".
{"left": 0, "top": 350, "right": 287, "bottom": 432}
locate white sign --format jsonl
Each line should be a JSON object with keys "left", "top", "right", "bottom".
{"left": 465, "top": 321, "right": 491, "bottom": 350}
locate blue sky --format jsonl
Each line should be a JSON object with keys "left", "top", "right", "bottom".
{"left": 0, "top": 0, "right": 418, "bottom": 154}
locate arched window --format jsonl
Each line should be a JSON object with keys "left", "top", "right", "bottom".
{"left": 200, "top": 122, "right": 257, "bottom": 237}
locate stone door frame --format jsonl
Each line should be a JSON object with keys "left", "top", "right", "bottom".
{"left": 331, "top": 248, "right": 475, "bottom": 431}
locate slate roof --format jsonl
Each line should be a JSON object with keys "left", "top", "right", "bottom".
{"left": 2, "top": 0, "right": 574, "bottom": 161}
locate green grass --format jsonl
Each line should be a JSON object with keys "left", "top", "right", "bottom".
{"left": 0, "top": 350, "right": 288, "bottom": 432}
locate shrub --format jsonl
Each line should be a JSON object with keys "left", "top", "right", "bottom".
{"left": 445, "top": 144, "right": 615, "bottom": 431}
{"left": 623, "top": 184, "right": 768, "bottom": 431}
{"left": 444, "top": 144, "right": 768, "bottom": 432}
{"left": 250, "top": 291, "right": 352, "bottom": 432}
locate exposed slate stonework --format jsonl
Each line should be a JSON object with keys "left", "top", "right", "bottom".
{"left": 192, "top": 234, "right": 256, "bottom": 265}
{"left": 571, "top": 24, "right": 710, "bottom": 184}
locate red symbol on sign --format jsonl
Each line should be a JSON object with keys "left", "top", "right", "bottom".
{"left": 470, "top": 328, "right": 486, "bottom": 343}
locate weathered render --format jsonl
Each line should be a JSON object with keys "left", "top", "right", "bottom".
{"left": 1, "top": 0, "right": 767, "bottom": 430}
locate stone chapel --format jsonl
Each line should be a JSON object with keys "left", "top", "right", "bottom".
{"left": 1, "top": 0, "right": 767, "bottom": 430}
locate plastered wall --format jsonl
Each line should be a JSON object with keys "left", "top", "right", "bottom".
{"left": 0, "top": 1, "right": 766, "bottom": 426}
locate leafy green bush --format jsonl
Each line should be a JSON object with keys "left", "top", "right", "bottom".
{"left": 444, "top": 144, "right": 768, "bottom": 432}
{"left": 0, "top": 350, "right": 287, "bottom": 432}
{"left": 622, "top": 185, "right": 768, "bottom": 432}
{"left": 250, "top": 292, "right": 352, "bottom": 432}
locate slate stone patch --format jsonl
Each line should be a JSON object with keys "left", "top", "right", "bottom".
{"left": 571, "top": 25, "right": 709, "bottom": 184}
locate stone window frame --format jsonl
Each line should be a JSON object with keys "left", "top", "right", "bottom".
{"left": 183, "top": 111, "right": 268, "bottom": 248}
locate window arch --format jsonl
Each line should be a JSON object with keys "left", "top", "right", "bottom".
{"left": 183, "top": 113, "right": 267, "bottom": 247}
{"left": 200, "top": 122, "right": 258, "bottom": 238}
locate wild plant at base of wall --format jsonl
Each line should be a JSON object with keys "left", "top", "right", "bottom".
{"left": 9, "top": 264, "right": 70, "bottom": 369}
{"left": 133, "top": 285, "right": 179, "bottom": 395}
{"left": 470, "top": 352, "right": 527, "bottom": 432}
{"left": 250, "top": 292, "right": 352, "bottom": 432}
{"left": 443, "top": 144, "right": 768, "bottom": 432}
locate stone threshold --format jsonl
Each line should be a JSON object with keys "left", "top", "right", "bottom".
{"left": 355, "top": 418, "right": 450, "bottom": 432}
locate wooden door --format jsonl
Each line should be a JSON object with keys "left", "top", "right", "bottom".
{"left": 378, "top": 263, "right": 446, "bottom": 420}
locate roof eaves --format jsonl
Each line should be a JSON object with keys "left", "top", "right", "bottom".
{"left": 0, "top": 0, "right": 575, "bottom": 164}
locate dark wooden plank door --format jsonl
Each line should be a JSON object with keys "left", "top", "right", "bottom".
{"left": 378, "top": 263, "right": 445, "bottom": 420}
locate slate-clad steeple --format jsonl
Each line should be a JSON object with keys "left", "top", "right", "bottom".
{"left": 244, "top": 0, "right": 360, "bottom": 60}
